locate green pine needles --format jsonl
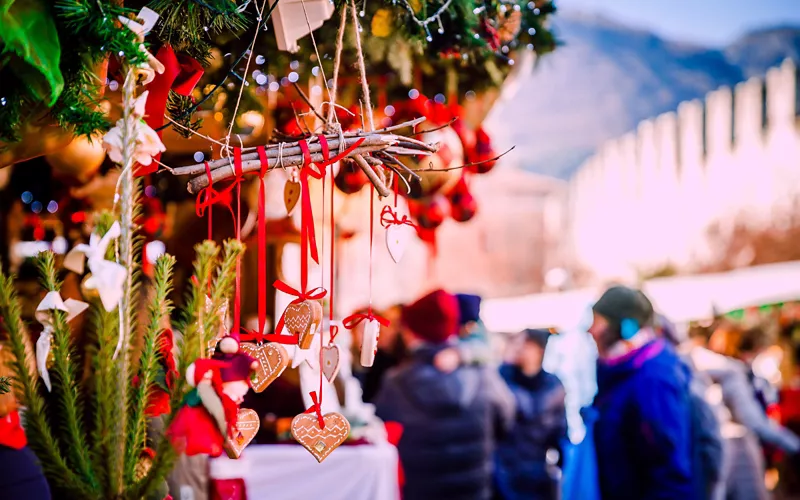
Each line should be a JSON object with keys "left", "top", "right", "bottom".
{"left": 0, "top": 211, "right": 244, "bottom": 499}
{"left": 0, "top": 376, "right": 10, "bottom": 395}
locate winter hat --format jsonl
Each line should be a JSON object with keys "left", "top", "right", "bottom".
{"left": 592, "top": 285, "right": 654, "bottom": 338}
{"left": 402, "top": 289, "right": 460, "bottom": 344}
{"left": 522, "top": 328, "right": 552, "bottom": 349}
{"left": 456, "top": 294, "right": 482, "bottom": 325}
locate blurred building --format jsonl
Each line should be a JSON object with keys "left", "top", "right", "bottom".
{"left": 564, "top": 59, "right": 800, "bottom": 284}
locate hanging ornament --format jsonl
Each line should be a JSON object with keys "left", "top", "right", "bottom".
{"left": 447, "top": 176, "right": 478, "bottom": 222}
{"left": 468, "top": 127, "right": 498, "bottom": 174}
{"left": 334, "top": 158, "right": 369, "bottom": 195}
{"left": 284, "top": 300, "right": 323, "bottom": 349}
{"left": 167, "top": 354, "right": 259, "bottom": 458}
{"left": 291, "top": 412, "right": 351, "bottom": 463}
{"left": 360, "top": 318, "right": 381, "bottom": 367}
{"left": 284, "top": 177, "right": 301, "bottom": 215}
{"left": 381, "top": 205, "right": 416, "bottom": 263}
{"left": 238, "top": 342, "right": 290, "bottom": 393}
{"left": 321, "top": 344, "right": 341, "bottom": 382}
{"left": 44, "top": 133, "right": 106, "bottom": 183}
{"left": 35, "top": 291, "right": 89, "bottom": 392}
{"left": 64, "top": 221, "right": 126, "bottom": 313}
{"left": 414, "top": 195, "right": 449, "bottom": 230}
{"left": 226, "top": 408, "right": 260, "bottom": 459}
{"left": 134, "top": 448, "right": 156, "bottom": 481}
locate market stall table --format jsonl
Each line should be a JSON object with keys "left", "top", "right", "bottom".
{"left": 209, "top": 443, "right": 400, "bottom": 500}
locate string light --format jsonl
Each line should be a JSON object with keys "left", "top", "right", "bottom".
{"left": 399, "top": 0, "right": 453, "bottom": 41}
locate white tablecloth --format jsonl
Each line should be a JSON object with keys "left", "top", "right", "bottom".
{"left": 209, "top": 443, "right": 400, "bottom": 500}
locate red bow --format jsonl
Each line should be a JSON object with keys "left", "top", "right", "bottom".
{"left": 138, "top": 45, "right": 204, "bottom": 176}
{"left": 304, "top": 391, "right": 325, "bottom": 429}
{"left": 254, "top": 280, "right": 327, "bottom": 344}
{"left": 342, "top": 311, "right": 390, "bottom": 330}
{"left": 380, "top": 205, "right": 417, "bottom": 229}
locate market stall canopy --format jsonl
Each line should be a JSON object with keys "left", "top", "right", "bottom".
{"left": 483, "top": 260, "right": 800, "bottom": 332}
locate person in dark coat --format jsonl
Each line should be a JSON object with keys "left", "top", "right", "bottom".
{"left": 374, "top": 289, "right": 516, "bottom": 500}
{"left": 589, "top": 286, "right": 695, "bottom": 500}
{"left": 494, "top": 328, "right": 567, "bottom": 500}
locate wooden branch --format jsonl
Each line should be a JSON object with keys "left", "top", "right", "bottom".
{"left": 353, "top": 154, "right": 391, "bottom": 197}
{"left": 187, "top": 144, "right": 389, "bottom": 194}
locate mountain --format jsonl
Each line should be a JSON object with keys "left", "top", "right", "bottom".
{"left": 486, "top": 13, "right": 800, "bottom": 179}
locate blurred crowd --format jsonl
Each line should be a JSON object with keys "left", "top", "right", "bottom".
{"left": 360, "top": 286, "right": 800, "bottom": 500}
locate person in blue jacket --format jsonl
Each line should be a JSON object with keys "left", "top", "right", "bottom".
{"left": 589, "top": 285, "right": 695, "bottom": 500}
{"left": 494, "top": 328, "right": 567, "bottom": 500}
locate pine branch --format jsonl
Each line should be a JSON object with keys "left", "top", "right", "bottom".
{"left": 133, "top": 240, "right": 243, "bottom": 499}
{"left": 124, "top": 254, "right": 175, "bottom": 485}
{"left": 0, "top": 376, "right": 10, "bottom": 395}
{"left": 0, "top": 272, "right": 92, "bottom": 498}
{"left": 34, "top": 252, "right": 99, "bottom": 494}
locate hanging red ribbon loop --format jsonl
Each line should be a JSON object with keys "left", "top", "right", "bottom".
{"left": 304, "top": 391, "right": 325, "bottom": 429}
{"left": 380, "top": 205, "right": 417, "bottom": 229}
{"left": 342, "top": 311, "right": 390, "bottom": 330}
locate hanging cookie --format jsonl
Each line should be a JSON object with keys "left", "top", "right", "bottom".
{"left": 225, "top": 408, "right": 260, "bottom": 459}
{"left": 284, "top": 300, "right": 323, "bottom": 349}
{"left": 284, "top": 178, "right": 301, "bottom": 215}
{"left": 360, "top": 318, "right": 380, "bottom": 367}
{"left": 321, "top": 344, "right": 341, "bottom": 382}
{"left": 291, "top": 412, "right": 351, "bottom": 463}
{"left": 239, "top": 342, "right": 290, "bottom": 393}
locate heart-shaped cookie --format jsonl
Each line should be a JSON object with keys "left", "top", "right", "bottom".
{"left": 285, "top": 300, "right": 323, "bottom": 349}
{"left": 321, "top": 344, "right": 341, "bottom": 382}
{"left": 239, "top": 342, "right": 290, "bottom": 393}
{"left": 360, "top": 318, "right": 381, "bottom": 367}
{"left": 386, "top": 224, "right": 411, "bottom": 263}
{"left": 291, "top": 412, "right": 350, "bottom": 463}
{"left": 225, "top": 408, "right": 260, "bottom": 459}
{"left": 284, "top": 179, "right": 301, "bottom": 215}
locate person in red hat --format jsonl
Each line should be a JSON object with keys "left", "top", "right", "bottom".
{"left": 167, "top": 331, "right": 258, "bottom": 458}
{"left": 374, "top": 289, "right": 515, "bottom": 500}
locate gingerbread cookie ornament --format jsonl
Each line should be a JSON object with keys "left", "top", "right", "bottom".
{"left": 284, "top": 300, "right": 323, "bottom": 348}
{"left": 321, "top": 344, "right": 341, "bottom": 382}
{"left": 239, "top": 342, "right": 290, "bottom": 392}
{"left": 225, "top": 408, "right": 260, "bottom": 458}
{"left": 291, "top": 412, "right": 351, "bottom": 463}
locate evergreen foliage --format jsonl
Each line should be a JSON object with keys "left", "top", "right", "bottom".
{"left": 0, "top": 206, "right": 244, "bottom": 498}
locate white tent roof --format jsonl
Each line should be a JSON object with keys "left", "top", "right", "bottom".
{"left": 483, "top": 260, "right": 800, "bottom": 331}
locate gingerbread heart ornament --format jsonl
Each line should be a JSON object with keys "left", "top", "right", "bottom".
{"left": 291, "top": 412, "right": 350, "bottom": 463}
{"left": 225, "top": 408, "right": 260, "bottom": 459}
{"left": 284, "top": 179, "right": 301, "bottom": 215}
{"left": 386, "top": 224, "right": 411, "bottom": 263}
{"left": 321, "top": 344, "right": 341, "bottom": 382}
{"left": 239, "top": 342, "right": 290, "bottom": 392}
{"left": 284, "top": 300, "right": 323, "bottom": 349}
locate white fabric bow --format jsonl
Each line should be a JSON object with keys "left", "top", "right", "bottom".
{"left": 64, "top": 221, "right": 126, "bottom": 313}
{"left": 35, "top": 291, "right": 89, "bottom": 392}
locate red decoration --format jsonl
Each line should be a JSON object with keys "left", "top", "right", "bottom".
{"left": 412, "top": 196, "right": 449, "bottom": 230}
{"left": 469, "top": 127, "right": 498, "bottom": 174}
{"left": 447, "top": 176, "right": 478, "bottom": 222}
{"left": 138, "top": 45, "right": 204, "bottom": 176}
{"left": 0, "top": 411, "right": 27, "bottom": 450}
{"left": 334, "top": 159, "right": 369, "bottom": 194}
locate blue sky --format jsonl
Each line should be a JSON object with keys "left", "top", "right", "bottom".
{"left": 556, "top": 0, "right": 800, "bottom": 46}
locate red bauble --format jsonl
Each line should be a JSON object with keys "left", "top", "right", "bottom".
{"left": 412, "top": 195, "right": 449, "bottom": 230}
{"left": 334, "top": 158, "right": 369, "bottom": 194}
{"left": 447, "top": 177, "right": 478, "bottom": 222}
{"left": 468, "top": 127, "right": 497, "bottom": 174}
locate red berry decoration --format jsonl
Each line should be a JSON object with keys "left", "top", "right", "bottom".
{"left": 469, "top": 127, "right": 497, "bottom": 174}
{"left": 447, "top": 176, "right": 478, "bottom": 223}
{"left": 334, "top": 158, "right": 369, "bottom": 194}
{"left": 414, "top": 195, "right": 449, "bottom": 230}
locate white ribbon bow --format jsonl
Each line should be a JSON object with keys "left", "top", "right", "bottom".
{"left": 35, "top": 291, "right": 89, "bottom": 392}
{"left": 64, "top": 222, "right": 126, "bottom": 313}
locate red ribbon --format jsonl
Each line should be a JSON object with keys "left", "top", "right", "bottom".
{"left": 380, "top": 205, "right": 417, "bottom": 230}
{"left": 304, "top": 391, "right": 325, "bottom": 429}
{"left": 258, "top": 281, "right": 327, "bottom": 343}
{"left": 138, "top": 45, "right": 204, "bottom": 176}
{"left": 342, "top": 311, "right": 390, "bottom": 330}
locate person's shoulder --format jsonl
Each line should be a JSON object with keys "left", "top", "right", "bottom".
{"left": 542, "top": 370, "right": 565, "bottom": 390}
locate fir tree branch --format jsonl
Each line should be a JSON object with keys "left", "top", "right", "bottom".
{"left": 34, "top": 252, "right": 99, "bottom": 494}
{"left": 0, "top": 376, "right": 10, "bottom": 395}
{"left": 0, "top": 272, "right": 93, "bottom": 498}
{"left": 133, "top": 240, "right": 243, "bottom": 499}
{"left": 124, "top": 254, "right": 175, "bottom": 485}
